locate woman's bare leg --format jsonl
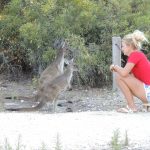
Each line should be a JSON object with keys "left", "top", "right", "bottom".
{"left": 116, "top": 74, "right": 148, "bottom": 110}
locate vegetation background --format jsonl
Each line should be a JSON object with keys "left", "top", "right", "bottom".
{"left": 0, "top": 0, "right": 150, "bottom": 87}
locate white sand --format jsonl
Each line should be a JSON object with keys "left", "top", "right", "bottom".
{"left": 0, "top": 111, "right": 150, "bottom": 150}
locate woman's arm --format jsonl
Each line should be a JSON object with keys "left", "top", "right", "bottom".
{"left": 110, "top": 63, "right": 135, "bottom": 77}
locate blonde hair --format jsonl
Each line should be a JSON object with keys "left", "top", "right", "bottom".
{"left": 122, "top": 30, "right": 148, "bottom": 50}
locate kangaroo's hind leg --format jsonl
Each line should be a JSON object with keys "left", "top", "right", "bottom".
{"left": 52, "top": 99, "right": 57, "bottom": 113}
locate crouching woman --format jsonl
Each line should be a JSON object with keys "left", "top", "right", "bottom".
{"left": 110, "top": 30, "right": 150, "bottom": 113}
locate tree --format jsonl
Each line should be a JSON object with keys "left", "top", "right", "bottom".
{"left": 0, "top": 0, "right": 150, "bottom": 86}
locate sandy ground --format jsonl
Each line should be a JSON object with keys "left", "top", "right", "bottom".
{"left": 0, "top": 111, "right": 150, "bottom": 150}
{"left": 0, "top": 79, "right": 150, "bottom": 149}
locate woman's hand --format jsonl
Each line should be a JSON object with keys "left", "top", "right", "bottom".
{"left": 110, "top": 64, "right": 115, "bottom": 72}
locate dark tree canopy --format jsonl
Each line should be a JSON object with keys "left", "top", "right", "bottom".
{"left": 0, "top": 0, "right": 150, "bottom": 86}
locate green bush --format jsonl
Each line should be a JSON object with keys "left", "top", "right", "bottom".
{"left": 0, "top": 0, "right": 150, "bottom": 86}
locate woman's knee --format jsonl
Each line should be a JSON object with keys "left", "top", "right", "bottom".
{"left": 115, "top": 74, "right": 131, "bottom": 82}
{"left": 115, "top": 74, "right": 123, "bottom": 83}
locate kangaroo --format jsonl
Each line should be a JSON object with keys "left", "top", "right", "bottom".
{"left": 4, "top": 59, "right": 75, "bottom": 112}
{"left": 39, "top": 40, "right": 67, "bottom": 87}
{"left": 5, "top": 40, "right": 67, "bottom": 100}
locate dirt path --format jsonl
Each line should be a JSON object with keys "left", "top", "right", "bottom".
{"left": 0, "top": 111, "right": 150, "bottom": 150}
{"left": 0, "top": 79, "right": 149, "bottom": 149}
{"left": 0, "top": 79, "right": 143, "bottom": 113}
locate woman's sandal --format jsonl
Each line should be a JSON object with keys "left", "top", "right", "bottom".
{"left": 117, "top": 105, "right": 138, "bottom": 113}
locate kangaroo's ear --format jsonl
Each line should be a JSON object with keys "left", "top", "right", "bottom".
{"left": 53, "top": 39, "right": 66, "bottom": 50}
{"left": 64, "top": 58, "right": 69, "bottom": 65}
{"left": 70, "top": 58, "right": 74, "bottom": 63}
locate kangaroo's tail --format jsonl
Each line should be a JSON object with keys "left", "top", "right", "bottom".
{"left": 4, "top": 100, "right": 45, "bottom": 111}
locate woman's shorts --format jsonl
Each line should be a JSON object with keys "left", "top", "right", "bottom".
{"left": 144, "top": 84, "right": 150, "bottom": 102}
